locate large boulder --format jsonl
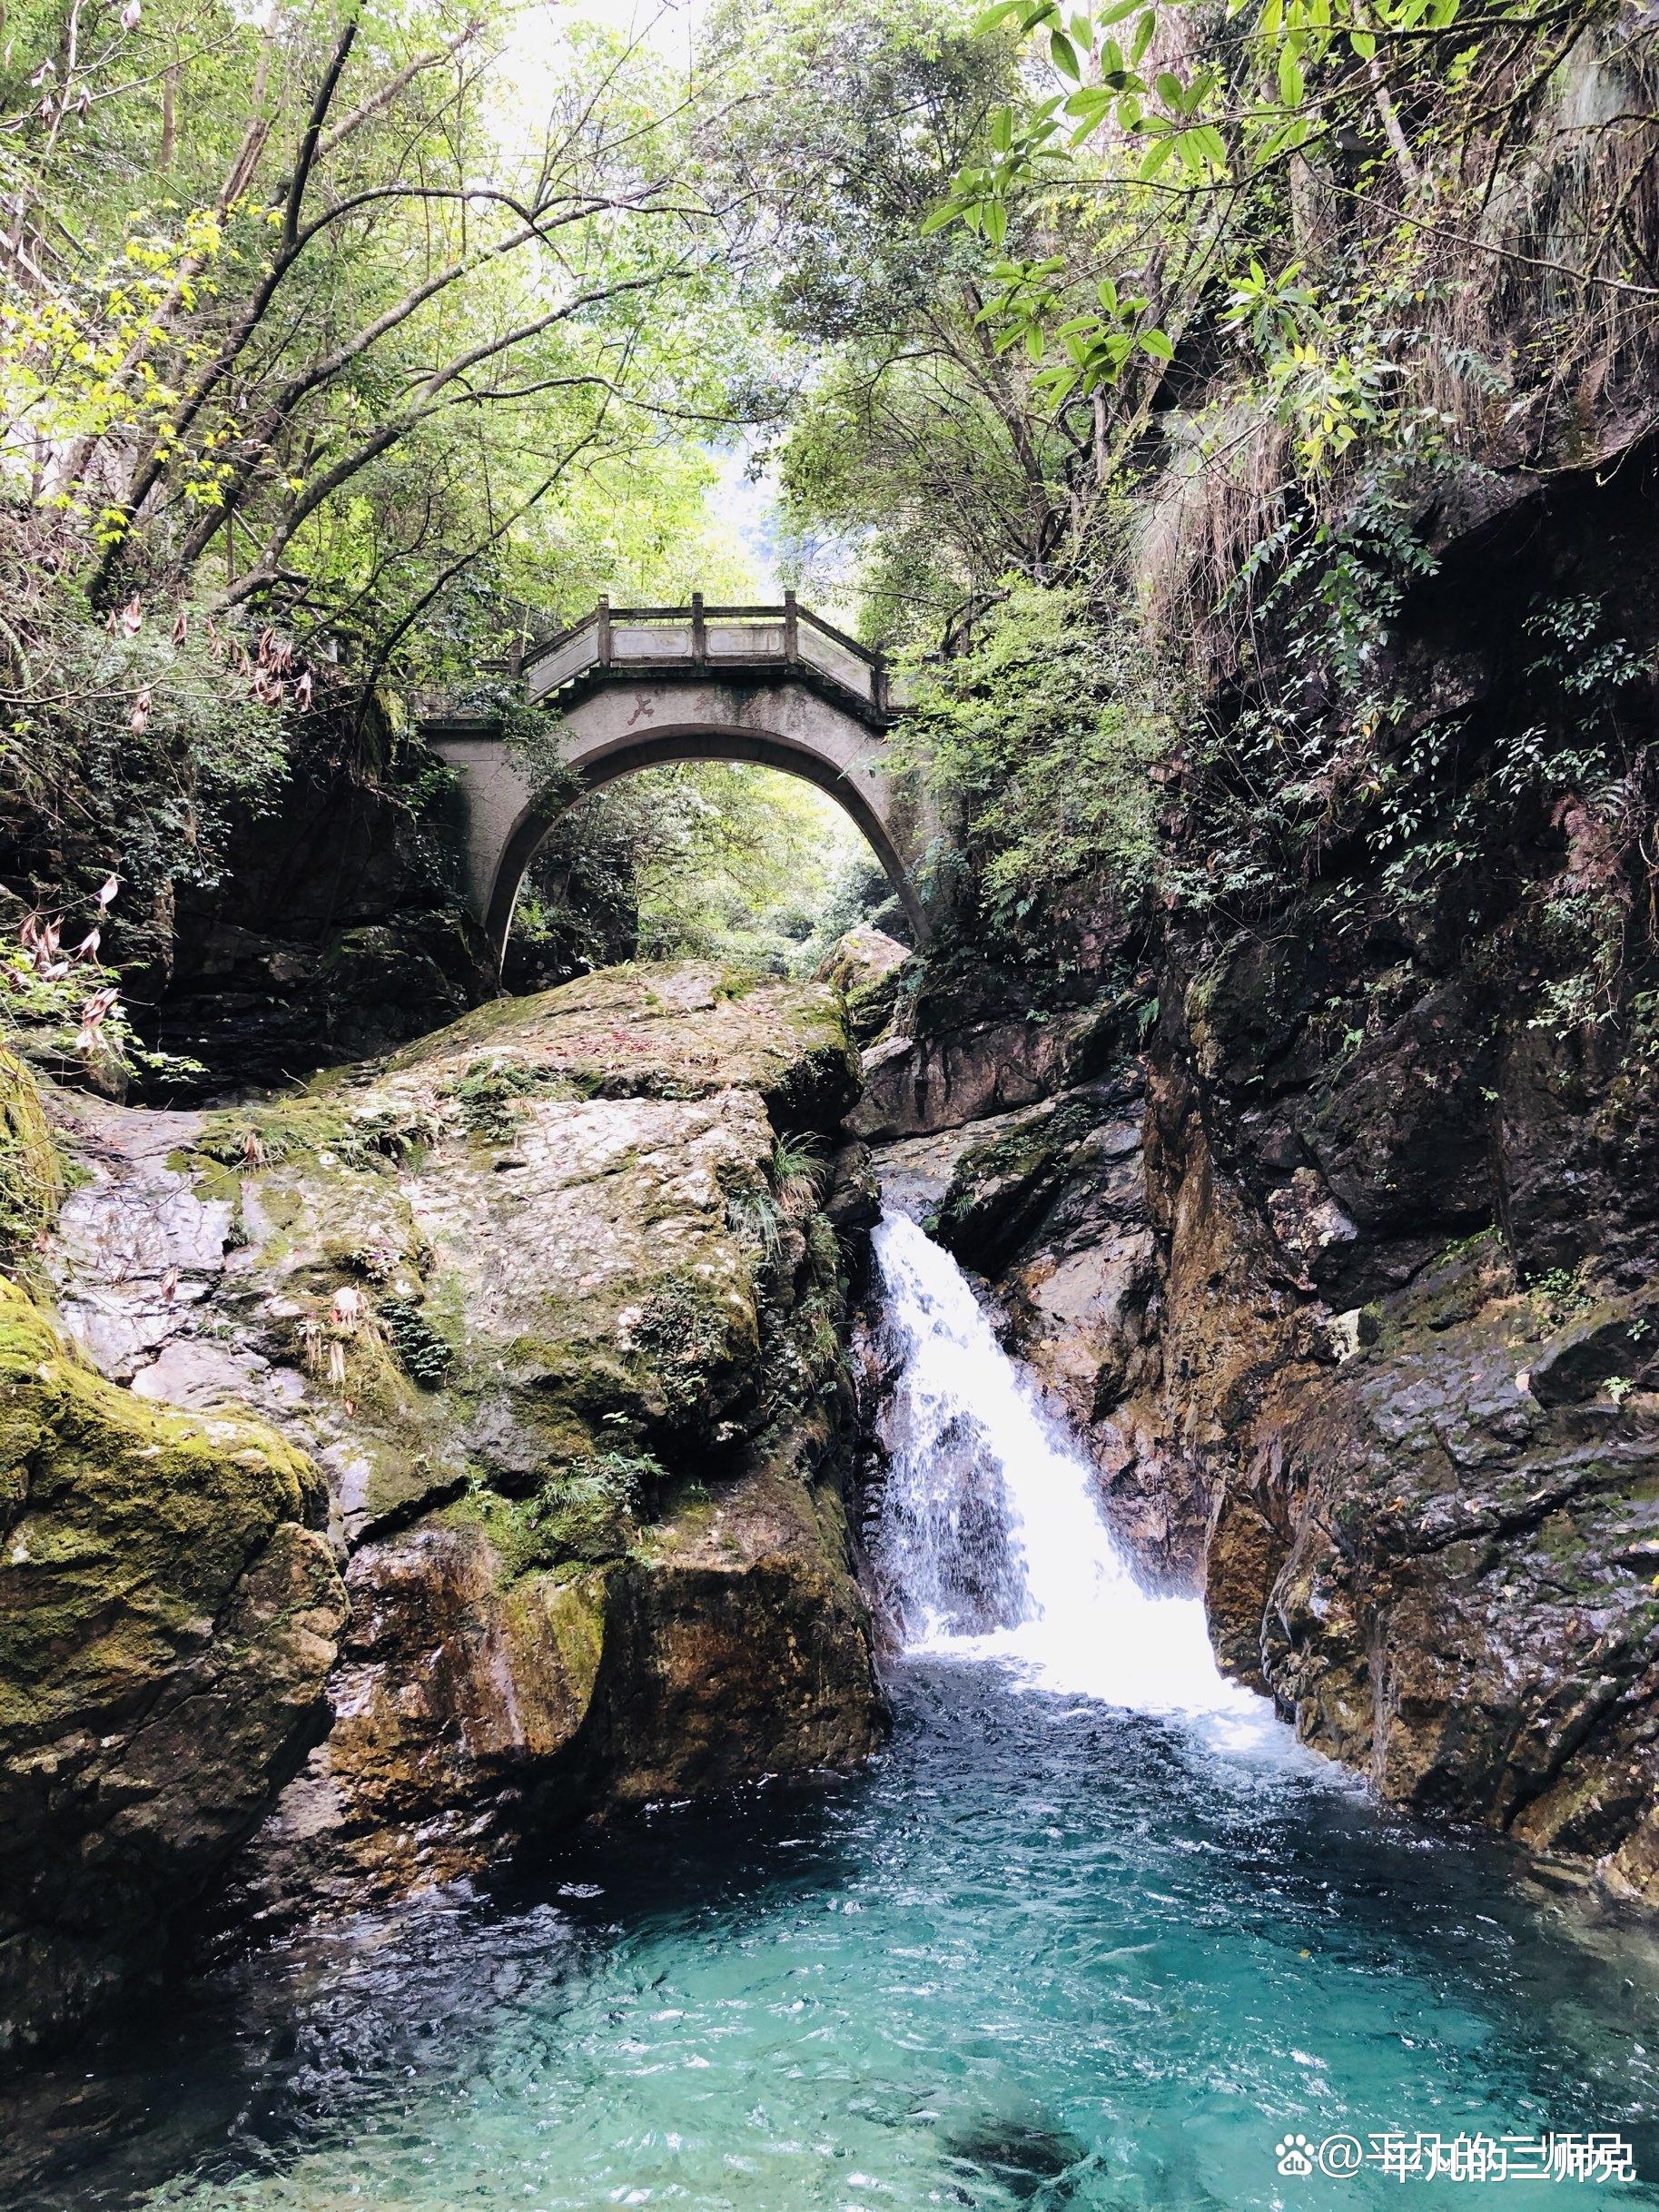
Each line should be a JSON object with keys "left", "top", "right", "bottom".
{"left": 154, "top": 749, "right": 497, "bottom": 1096}
{"left": 44, "top": 962, "right": 884, "bottom": 1919}
{"left": 0, "top": 1277, "right": 346, "bottom": 2055}
{"left": 846, "top": 992, "right": 1129, "bottom": 1143}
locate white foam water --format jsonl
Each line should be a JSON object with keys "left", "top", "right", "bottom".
{"left": 869, "top": 1210, "right": 1264, "bottom": 1725}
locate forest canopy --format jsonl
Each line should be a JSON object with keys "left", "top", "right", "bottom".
{"left": 3, "top": 0, "right": 1657, "bottom": 1060}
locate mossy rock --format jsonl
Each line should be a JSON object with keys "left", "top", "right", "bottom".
{"left": 0, "top": 1273, "right": 348, "bottom": 2054}
{"left": 377, "top": 960, "right": 859, "bottom": 1131}
{"left": 0, "top": 1051, "right": 63, "bottom": 1276}
{"left": 27, "top": 958, "right": 885, "bottom": 1934}
{"left": 0, "top": 1275, "right": 331, "bottom": 1736}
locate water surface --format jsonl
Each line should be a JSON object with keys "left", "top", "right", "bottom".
{"left": 9, "top": 1215, "right": 1658, "bottom": 2209}
{"left": 8, "top": 1664, "right": 1659, "bottom": 2210}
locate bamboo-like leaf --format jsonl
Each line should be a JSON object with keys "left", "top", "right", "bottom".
{"left": 1051, "top": 27, "right": 1082, "bottom": 77}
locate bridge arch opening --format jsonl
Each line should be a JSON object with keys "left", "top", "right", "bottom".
{"left": 495, "top": 738, "right": 920, "bottom": 985}
{"left": 488, "top": 725, "right": 926, "bottom": 967}
{"left": 421, "top": 597, "right": 928, "bottom": 974}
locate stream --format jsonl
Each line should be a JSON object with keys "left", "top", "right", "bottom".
{"left": 9, "top": 1215, "right": 1659, "bottom": 2209}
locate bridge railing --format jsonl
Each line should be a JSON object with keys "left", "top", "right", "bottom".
{"left": 523, "top": 592, "right": 897, "bottom": 717}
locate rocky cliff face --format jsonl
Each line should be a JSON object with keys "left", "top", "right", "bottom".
{"left": 897, "top": 965, "right": 1659, "bottom": 1906}
{"left": 3, "top": 963, "right": 886, "bottom": 2054}
{"left": 872, "top": 444, "right": 1659, "bottom": 1908}
{"left": 1154, "top": 910, "right": 1659, "bottom": 1906}
{"left": 152, "top": 748, "right": 495, "bottom": 1094}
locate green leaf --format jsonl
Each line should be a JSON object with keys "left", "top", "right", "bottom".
{"left": 1154, "top": 69, "right": 1183, "bottom": 105}
{"left": 1050, "top": 27, "right": 1081, "bottom": 77}
{"left": 971, "top": 0, "right": 1030, "bottom": 28}
{"left": 1032, "top": 363, "right": 1082, "bottom": 405}
{"left": 1130, "top": 10, "right": 1157, "bottom": 62}
{"left": 1065, "top": 85, "right": 1114, "bottom": 123}
{"left": 1348, "top": 26, "right": 1375, "bottom": 55}
{"left": 1140, "top": 326, "right": 1175, "bottom": 360}
{"left": 991, "top": 104, "right": 1014, "bottom": 152}
{"left": 985, "top": 201, "right": 1009, "bottom": 248}
{"left": 1189, "top": 123, "right": 1228, "bottom": 168}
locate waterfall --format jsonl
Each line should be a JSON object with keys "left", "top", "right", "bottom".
{"left": 868, "top": 1210, "right": 1252, "bottom": 1718}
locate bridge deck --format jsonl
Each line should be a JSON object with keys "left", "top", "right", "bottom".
{"left": 522, "top": 594, "right": 901, "bottom": 724}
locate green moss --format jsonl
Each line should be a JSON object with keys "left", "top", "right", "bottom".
{"left": 632, "top": 1268, "right": 756, "bottom": 1421}
{"left": 502, "top": 1567, "right": 609, "bottom": 1703}
{"left": 444, "top": 1056, "right": 585, "bottom": 1141}
{"left": 975, "top": 1094, "right": 1100, "bottom": 1185}
{"left": 189, "top": 1091, "right": 436, "bottom": 1177}
{"left": 0, "top": 1274, "right": 326, "bottom": 1735}
{"left": 0, "top": 1051, "right": 63, "bottom": 1277}
{"left": 442, "top": 1449, "right": 664, "bottom": 1576}
{"left": 844, "top": 967, "right": 902, "bottom": 1044}
{"left": 631, "top": 1480, "right": 719, "bottom": 1557}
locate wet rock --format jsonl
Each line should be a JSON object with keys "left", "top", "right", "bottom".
{"left": 1496, "top": 1020, "right": 1659, "bottom": 1289}
{"left": 1528, "top": 1296, "right": 1659, "bottom": 1407}
{"left": 846, "top": 995, "right": 1122, "bottom": 1143}
{"left": 0, "top": 1277, "right": 347, "bottom": 2055}
{"left": 824, "top": 1140, "right": 882, "bottom": 1239}
{"left": 866, "top": 1106, "right": 1037, "bottom": 1223}
{"left": 1202, "top": 1263, "right": 1659, "bottom": 1893}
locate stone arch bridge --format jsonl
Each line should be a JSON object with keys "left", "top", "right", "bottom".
{"left": 420, "top": 596, "right": 927, "bottom": 965}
